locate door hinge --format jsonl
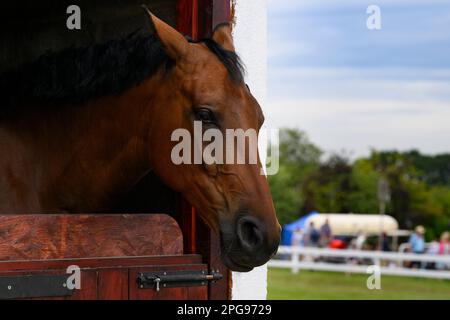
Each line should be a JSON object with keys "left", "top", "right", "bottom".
{"left": 0, "top": 274, "right": 73, "bottom": 299}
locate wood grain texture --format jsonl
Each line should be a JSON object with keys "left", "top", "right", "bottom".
{"left": 176, "top": 0, "right": 197, "bottom": 38}
{"left": 0, "top": 214, "right": 183, "bottom": 260}
{"left": 98, "top": 269, "right": 129, "bottom": 300}
{"left": 0, "top": 255, "right": 202, "bottom": 272}
{"left": 173, "top": 198, "right": 197, "bottom": 254}
{"left": 177, "top": 0, "right": 231, "bottom": 39}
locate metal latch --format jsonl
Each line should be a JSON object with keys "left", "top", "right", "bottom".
{"left": 137, "top": 270, "right": 223, "bottom": 291}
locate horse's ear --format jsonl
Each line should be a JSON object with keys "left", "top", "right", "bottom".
{"left": 142, "top": 5, "right": 190, "bottom": 60}
{"left": 212, "top": 23, "right": 235, "bottom": 52}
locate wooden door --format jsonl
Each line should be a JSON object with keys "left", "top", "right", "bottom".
{"left": 0, "top": 215, "right": 210, "bottom": 300}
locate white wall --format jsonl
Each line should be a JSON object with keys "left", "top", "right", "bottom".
{"left": 232, "top": 0, "right": 268, "bottom": 300}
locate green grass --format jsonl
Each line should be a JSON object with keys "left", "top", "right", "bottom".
{"left": 267, "top": 268, "right": 450, "bottom": 300}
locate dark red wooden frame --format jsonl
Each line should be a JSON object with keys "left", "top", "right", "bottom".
{"left": 175, "top": 0, "right": 232, "bottom": 300}
{"left": 177, "top": 0, "right": 231, "bottom": 39}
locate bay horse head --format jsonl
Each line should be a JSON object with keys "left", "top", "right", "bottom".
{"left": 0, "top": 9, "right": 280, "bottom": 272}
{"left": 145, "top": 12, "right": 281, "bottom": 271}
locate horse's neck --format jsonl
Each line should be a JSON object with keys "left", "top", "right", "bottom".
{"left": 0, "top": 80, "right": 158, "bottom": 213}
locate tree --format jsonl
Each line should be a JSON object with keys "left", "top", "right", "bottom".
{"left": 347, "top": 159, "right": 379, "bottom": 213}
{"left": 268, "top": 128, "right": 321, "bottom": 225}
{"left": 406, "top": 150, "right": 450, "bottom": 186}
{"left": 367, "top": 150, "right": 450, "bottom": 236}
{"left": 300, "top": 153, "right": 352, "bottom": 213}
{"left": 268, "top": 128, "right": 450, "bottom": 237}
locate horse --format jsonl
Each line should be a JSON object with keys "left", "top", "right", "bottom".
{"left": 0, "top": 10, "right": 281, "bottom": 272}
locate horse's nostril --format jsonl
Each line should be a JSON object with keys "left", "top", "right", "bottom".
{"left": 237, "top": 217, "right": 264, "bottom": 251}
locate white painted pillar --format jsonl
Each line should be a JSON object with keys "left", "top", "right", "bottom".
{"left": 232, "top": 0, "right": 268, "bottom": 300}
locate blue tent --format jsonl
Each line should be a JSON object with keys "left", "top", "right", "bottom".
{"left": 281, "top": 211, "right": 318, "bottom": 246}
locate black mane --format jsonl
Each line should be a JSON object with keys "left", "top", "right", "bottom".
{"left": 0, "top": 31, "right": 171, "bottom": 108}
{"left": 0, "top": 31, "right": 244, "bottom": 109}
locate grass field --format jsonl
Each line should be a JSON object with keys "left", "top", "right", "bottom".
{"left": 267, "top": 268, "right": 450, "bottom": 300}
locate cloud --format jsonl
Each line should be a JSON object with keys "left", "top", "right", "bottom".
{"left": 268, "top": 1, "right": 450, "bottom": 69}
{"left": 265, "top": 98, "right": 450, "bottom": 158}
{"left": 268, "top": 67, "right": 450, "bottom": 102}
{"left": 266, "top": 1, "right": 450, "bottom": 156}
{"left": 269, "top": 0, "right": 450, "bottom": 13}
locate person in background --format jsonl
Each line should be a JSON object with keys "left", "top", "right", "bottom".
{"left": 439, "top": 231, "right": 450, "bottom": 255}
{"left": 426, "top": 237, "right": 440, "bottom": 270}
{"left": 291, "top": 227, "right": 304, "bottom": 247}
{"left": 436, "top": 231, "right": 450, "bottom": 270}
{"left": 305, "top": 222, "right": 320, "bottom": 247}
{"left": 355, "top": 231, "right": 366, "bottom": 250}
{"left": 291, "top": 227, "right": 305, "bottom": 262}
{"left": 409, "top": 225, "right": 426, "bottom": 268}
{"left": 427, "top": 238, "right": 440, "bottom": 255}
{"left": 381, "top": 232, "right": 391, "bottom": 252}
{"left": 377, "top": 231, "right": 392, "bottom": 267}
{"left": 319, "top": 218, "right": 333, "bottom": 247}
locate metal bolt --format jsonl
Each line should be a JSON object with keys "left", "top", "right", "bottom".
{"left": 63, "top": 283, "right": 67, "bottom": 287}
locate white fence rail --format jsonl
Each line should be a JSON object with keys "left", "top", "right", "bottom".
{"left": 268, "top": 246, "right": 450, "bottom": 280}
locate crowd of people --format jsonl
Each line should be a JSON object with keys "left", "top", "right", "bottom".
{"left": 291, "top": 219, "right": 333, "bottom": 248}
{"left": 406, "top": 225, "right": 450, "bottom": 270}
{"left": 290, "top": 221, "right": 450, "bottom": 270}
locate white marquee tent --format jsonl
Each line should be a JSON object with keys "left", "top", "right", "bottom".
{"left": 305, "top": 213, "right": 410, "bottom": 237}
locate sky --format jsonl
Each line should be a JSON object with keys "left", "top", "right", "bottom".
{"left": 266, "top": 0, "right": 450, "bottom": 159}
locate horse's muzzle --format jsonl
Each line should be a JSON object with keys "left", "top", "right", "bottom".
{"left": 219, "top": 215, "right": 281, "bottom": 272}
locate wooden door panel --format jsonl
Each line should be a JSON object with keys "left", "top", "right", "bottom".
{"left": 131, "top": 286, "right": 188, "bottom": 300}
{"left": 69, "top": 270, "right": 98, "bottom": 300}
{"left": 187, "top": 286, "right": 209, "bottom": 300}
{"left": 98, "top": 269, "right": 129, "bottom": 300}
{"left": 0, "top": 261, "right": 212, "bottom": 300}
{"left": 0, "top": 214, "right": 183, "bottom": 261}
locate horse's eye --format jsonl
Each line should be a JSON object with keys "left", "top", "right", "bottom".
{"left": 195, "top": 108, "right": 216, "bottom": 124}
